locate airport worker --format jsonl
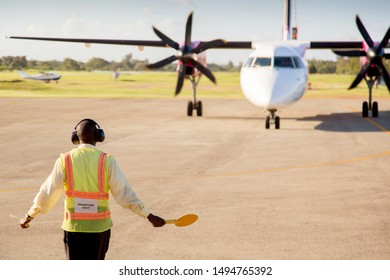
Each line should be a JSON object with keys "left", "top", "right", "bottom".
{"left": 19, "top": 118, "right": 165, "bottom": 260}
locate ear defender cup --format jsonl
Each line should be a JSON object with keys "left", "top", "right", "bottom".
{"left": 71, "top": 119, "right": 105, "bottom": 145}
{"left": 95, "top": 127, "right": 105, "bottom": 143}
{"left": 71, "top": 130, "right": 80, "bottom": 145}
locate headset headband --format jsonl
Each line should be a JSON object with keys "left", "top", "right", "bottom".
{"left": 74, "top": 118, "right": 100, "bottom": 129}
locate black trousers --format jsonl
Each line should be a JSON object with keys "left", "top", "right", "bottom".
{"left": 63, "top": 229, "right": 111, "bottom": 260}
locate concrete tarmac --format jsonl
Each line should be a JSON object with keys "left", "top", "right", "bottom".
{"left": 0, "top": 97, "right": 389, "bottom": 260}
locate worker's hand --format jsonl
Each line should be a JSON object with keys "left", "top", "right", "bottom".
{"left": 147, "top": 213, "right": 166, "bottom": 227}
{"left": 19, "top": 215, "right": 33, "bottom": 229}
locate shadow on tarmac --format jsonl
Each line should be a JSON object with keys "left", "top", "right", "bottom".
{"left": 297, "top": 110, "right": 390, "bottom": 132}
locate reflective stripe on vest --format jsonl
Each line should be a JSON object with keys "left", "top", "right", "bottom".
{"left": 66, "top": 210, "right": 111, "bottom": 221}
{"left": 64, "top": 151, "right": 110, "bottom": 220}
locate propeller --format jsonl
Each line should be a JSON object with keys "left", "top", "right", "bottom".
{"left": 334, "top": 15, "right": 390, "bottom": 91}
{"left": 146, "top": 12, "right": 226, "bottom": 95}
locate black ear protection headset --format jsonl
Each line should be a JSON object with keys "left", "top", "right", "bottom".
{"left": 71, "top": 119, "right": 105, "bottom": 145}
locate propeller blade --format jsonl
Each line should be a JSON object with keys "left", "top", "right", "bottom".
{"left": 379, "top": 26, "right": 390, "bottom": 49}
{"left": 146, "top": 55, "right": 177, "bottom": 69}
{"left": 377, "top": 60, "right": 390, "bottom": 92}
{"left": 188, "top": 58, "right": 216, "bottom": 84}
{"left": 175, "top": 63, "right": 186, "bottom": 95}
{"left": 152, "top": 26, "right": 179, "bottom": 50}
{"left": 332, "top": 50, "right": 366, "bottom": 57}
{"left": 349, "top": 62, "right": 370, "bottom": 90}
{"left": 356, "top": 15, "right": 374, "bottom": 47}
{"left": 184, "top": 12, "right": 193, "bottom": 48}
{"left": 192, "top": 39, "right": 227, "bottom": 54}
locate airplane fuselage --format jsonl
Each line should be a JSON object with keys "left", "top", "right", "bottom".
{"left": 240, "top": 42, "right": 308, "bottom": 111}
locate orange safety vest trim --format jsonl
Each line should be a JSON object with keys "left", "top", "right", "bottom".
{"left": 98, "top": 152, "right": 108, "bottom": 193}
{"left": 63, "top": 151, "right": 110, "bottom": 221}
{"left": 66, "top": 210, "right": 111, "bottom": 221}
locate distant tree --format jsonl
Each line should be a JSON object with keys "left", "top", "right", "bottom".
{"left": 1, "top": 57, "right": 12, "bottom": 66}
{"left": 208, "top": 63, "right": 224, "bottom": 72}
{"left": 308, "top": 63, "right": 317, "bottom": 73}
{"left": 120, "top": 53, "right": 133, "bottom": 70}
{"left": 27, "top": 60, "right": 38, "bottom": 69}
{"left": 336, "top": 57, "right": 360, "bottom": 74}
{"left": 62, "top": 58, "right": 81, "bottom": 71}
{"left": 1, "top": 56, "right": 28, "bottom": 71}
{"left": 308, "top": 59, "right": 336, "bottom": 74}
{"left": 109, "top": 61, "right": 122, "bottom": 72}
{"left": 133, "top": 60, "right": 148, "bottom": 71}
{"left": 35, "top": 60, "right": 61, "bottom": 71}
{"left": 85, "top": 57, "right": 110, "bottom": 70}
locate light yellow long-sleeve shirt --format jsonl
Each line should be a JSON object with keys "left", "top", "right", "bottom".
{"left": 27, "top": 144, "right": 151, "bottom": 219}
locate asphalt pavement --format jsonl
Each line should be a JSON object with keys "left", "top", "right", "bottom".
{"left": 1, "top": 97, "right": 389, "bottom": 259}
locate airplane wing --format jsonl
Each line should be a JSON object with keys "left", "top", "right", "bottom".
{"left": 10, "top": 36, "right": 374, "bottom": 49}
{"left": 9, "top": 36, "right": 253, "bottom": 49}
{"left": 309, "top": 41, "right": 363, "bottom": 49}
{"left": 9, "top": 36, "right": 168, "bottom": 47}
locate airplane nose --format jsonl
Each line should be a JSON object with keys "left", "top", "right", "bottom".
{"left": 240, "top": 68, "right": 306, "bottom": 110}
{"left": 240, "top": 68, "right": 275, "bottom": 108}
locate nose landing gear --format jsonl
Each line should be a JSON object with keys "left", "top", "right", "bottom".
{"left": 187, "top": 100, "right": 203, "bottom": 117}
{"left": 265, "top": 110, "right": 280, "bottom": 129}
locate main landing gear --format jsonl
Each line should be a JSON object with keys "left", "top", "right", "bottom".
{"left": 186, "top": 75, "right": 203, "bottom": 117}
{"left": 265, "top": 110, "right": 280, "bottom": 129}
{"left": 362, "top": 78, "right": 379, "bottom": 118}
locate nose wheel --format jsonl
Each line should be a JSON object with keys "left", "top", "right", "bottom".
{"left": 265, "top": 110, "right": 280, "bottom": 129}
{"left": 187, "top": 101, "right": 203, "bottom": 116}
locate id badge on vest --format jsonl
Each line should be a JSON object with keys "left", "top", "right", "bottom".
{"left": 75, "top": 198, "right": 98, "bottom": 213}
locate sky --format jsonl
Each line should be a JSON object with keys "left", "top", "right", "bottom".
{"left": 0, "top": 0, "right": 389, "bottom": 65}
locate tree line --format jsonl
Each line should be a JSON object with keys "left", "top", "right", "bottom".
{"left": 0, "top": 53, "right": 388, "bottom": 74}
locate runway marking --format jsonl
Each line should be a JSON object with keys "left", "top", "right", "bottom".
{"left": 204, "top": 150, "right": 390, "bottom": 178}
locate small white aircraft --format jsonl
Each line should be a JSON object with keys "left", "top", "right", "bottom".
{"left": 10, "top": 0, "right": 390, "bottom": 128}
{"left": 18, "top": 69, "right": 62, "bottom": 83}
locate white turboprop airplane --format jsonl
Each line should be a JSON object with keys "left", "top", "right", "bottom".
{"left": 18, "top": 69, "right": 62, "bottom": 83}
{"left": 10, "top": 0, "right": 390, "bottom": 129}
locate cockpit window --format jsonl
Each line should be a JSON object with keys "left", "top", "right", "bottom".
{"left": 245, "top": 56, "right": 305, "bottom": 69}
{"left": 292, "top": 56, "right": 305, "bottom": 68}
{"left": 254, "top": 57, "right": 272, "bottom": 67}
{"left": 274, "top": 57, "right": 294, "bottom": 68}
{"left": 243, "top": 57, "right": 254, "bottom": 68}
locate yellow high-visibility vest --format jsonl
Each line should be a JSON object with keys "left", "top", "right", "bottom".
{"left": 60, "top": 147, "right": 113, "bottom": 232}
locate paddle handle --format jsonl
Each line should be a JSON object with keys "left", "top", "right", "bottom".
{"left": 165, "top": 219, "right": 177, "bottom": 224}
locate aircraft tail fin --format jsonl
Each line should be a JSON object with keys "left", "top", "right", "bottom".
{"left": 282, "top": 0, "right": 292, "bottom": 40}
{"left": 282, "top": 0, "right": 298, "bottom": 40}
{"left": 18, "top": 70, "right": 29, "bottom": 78}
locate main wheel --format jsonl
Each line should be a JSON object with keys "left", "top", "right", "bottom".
{"left": 362, "top": 101, "right": 369, "bottom": 118}
{"left": 372, "top": 101, "right": 378, "bottom": 118}
{"left": 265, "top": 116, "right": 270, "bottom": 129}
{"left": 196, "top": 101, "right": 203, "bottom": 117}
{"left": 187, "top": 101, "right": 193, "bottom": 117}
{"left": 275, "top": 116, "right": 280, "bottom": 129}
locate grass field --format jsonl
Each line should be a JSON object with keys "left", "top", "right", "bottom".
{"left": 0, "top": 70, "right": 389, "bottom": 99}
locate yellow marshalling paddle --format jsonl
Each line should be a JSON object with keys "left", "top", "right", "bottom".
{"left": 165, "top": 214, "right": 198, "bottom": 227}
